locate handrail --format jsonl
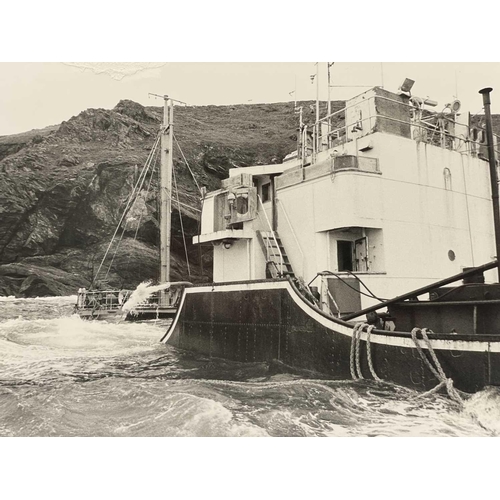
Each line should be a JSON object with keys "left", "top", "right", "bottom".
{"left": 309, "top": 112, "right": 492, "bottom": 160}
{"left": 257, "top": 194, "right": 284, "bottom": 275}
{"left": 341, "top": 260, "right": 498, "bottom": 321}
{"left": 276, "top": 198, "right": 304, "bottom": 278}
{"left": 306, "top": 90, "right": 499, "bottom": 159}
{"left": 316, "top": 92, "right": 500, "bottom": 140}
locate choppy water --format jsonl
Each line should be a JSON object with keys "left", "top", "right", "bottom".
{"left": 1, "top": 296, "right": 499, "bottom": 437}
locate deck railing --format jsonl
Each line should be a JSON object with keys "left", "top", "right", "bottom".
{"left": 305, "top": 92, "right": 500, "bottom": 163}
{"left": 75, "top": 289, "right": 178, "bottom": 312}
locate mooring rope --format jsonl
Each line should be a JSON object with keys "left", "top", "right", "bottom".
{"left": 410, "top": 327, "right": 464, "bottom": 407}
{"left": 355, "top": 324, "right": 364, "bottom": 380}
{"left": 365, "top": 324, "right": 381, "bottom": 381}
{"left": 349, "top": 323, "right": 361, "bottom": 380}
{"left": 350, "top": 323, "right": 381, "bottom": 382}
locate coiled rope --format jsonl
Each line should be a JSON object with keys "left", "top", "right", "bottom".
{"left": 410, "top": 327, "right": 464, "bottom": 407}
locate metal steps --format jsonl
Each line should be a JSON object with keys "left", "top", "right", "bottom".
{"left": 258, "top": 231, "right": 295, "bottom": 279}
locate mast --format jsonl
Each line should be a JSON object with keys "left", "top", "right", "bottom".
{"left": 315, "top": 62, "right": 320, "bottom": 153}
{"left": 327, "top": 62, "right": 334, "bottom": 148}
{"left": 479, "top": 87, "right": 500, "bottom": 280}
{"left": 160, "top": 96, "right": 173, "bottom": 284}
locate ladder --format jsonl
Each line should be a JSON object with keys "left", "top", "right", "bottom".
{"left": 258, "top": 231, "right": 295, "bottom": 279}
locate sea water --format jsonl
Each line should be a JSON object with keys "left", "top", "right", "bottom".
{"left": 1, "top": 296, "right": 499, "bottom": 437}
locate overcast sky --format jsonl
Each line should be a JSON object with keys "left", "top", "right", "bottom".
{"left": 1, "top": 62, "right": 500, "bottom": 137}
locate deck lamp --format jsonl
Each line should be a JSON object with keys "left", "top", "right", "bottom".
{"left": 398, "top": 78, "right": 415, "bottom": 96}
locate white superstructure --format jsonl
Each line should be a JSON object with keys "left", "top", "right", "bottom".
{"left": 194, "top": 86, "right": 497, "bottom": 314}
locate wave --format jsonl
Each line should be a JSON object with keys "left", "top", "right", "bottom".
{"left": 1, "top": 375, "right": 497, "bottom": 437}
{"left": 0, "top": 314, "right": 168, "bottom": 384}
{"left": 1, "top": 296, "right": 499, "bottom": 437}
{"left": 0, "top": 295, "right": 76, "bottom": 302}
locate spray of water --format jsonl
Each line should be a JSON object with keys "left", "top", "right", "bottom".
{"left": 121, "top": 281, "right": 171, "bottom": 313}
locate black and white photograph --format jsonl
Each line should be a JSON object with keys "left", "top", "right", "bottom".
{"left": 3, "top": 61, "right": 500, "bottom": 437}
{"left": 2, "top": 4, "right": 499, "bottom": 498}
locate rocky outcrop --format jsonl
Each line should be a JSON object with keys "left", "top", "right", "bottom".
{"left": 0, "top": 99, "right": 320, "bottom": 297}
{"left": 0, "top": 124, "right": 59, "bottom": 163}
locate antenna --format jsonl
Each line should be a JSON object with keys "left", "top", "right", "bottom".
{"left": 314, "top": 63, "right": 319, "bottom": 118}
{"left": 294, "top": 75, "right": 297, "bottom": 108}
{"left": 327, "top": 62, "right": 334, "bottom": 149}
{"left": 148, "top": 93, "right": 187, "bottom": 105}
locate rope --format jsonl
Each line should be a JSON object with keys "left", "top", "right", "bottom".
{"left": 173, "top": 133, "right": 202, "bottom": 195}
{"left": 365, "top": 324, "right": 381, "bottom": 381}
{"left": 355, "top": 324, "right": 363, "bottom": 380}
{"left": 92, "top": 132, "right": 161, "bottom": 286}
{"left": 348, "top": 324, "right": 464, "bottom": 407}
{"left": 410, "top": 327, "right": 464, "bottom": 407}
{"left": 123, "top": 144, "right": 160, "bottom": 276}
{"left": 132, "top": 141, "right": 160, "bottom": 242}
{"left": 345, "top": 270, "right": 385, "bottom": 302}
{"left": 172, "top": 158, "right": 191, "bottom": 278}
{"left": 349, "top": 324, "right": 359, "bottom": 379}
{"left": 350, "top": 323, "right": 381, "bottom": 382}
{"left": 350, "top": 323, "right": 365, "bottom": 380}
{"left": 308, "top": 271, "right": 388, "bottom": 301}
{"left": 104, "top": 139, "right": 159, "bottom": 280}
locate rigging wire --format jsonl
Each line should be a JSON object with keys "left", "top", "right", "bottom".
{"left": 308, "top": 270, "right": 388, "bottom": 302}
{"left": 113, "top": 142, "right": 161, "bottom": 279}
{"left": 172, "top": 157, "right": 191, "bottom": 278}
{"left": 133, "top": 142, "right": 160, "bottom": 242}
{"left": 173, "top": 133, "right": 202, "bottom": 195}
{"left": 103, "top": 144, "right": 159, "bottom": 280}
{"left": 92, "top": 132, "right": 161, "bottom": 286}
{"left": 343, "top": 270, "right": 384, "bottom": 301}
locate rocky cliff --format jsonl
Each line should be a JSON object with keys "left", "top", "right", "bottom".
{"left": 0, "top": 99, "right": 330, "bottom": 297}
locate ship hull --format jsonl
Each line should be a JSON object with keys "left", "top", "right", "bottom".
{"left": 162, "top": 280, "right": 500, "bottom": 393}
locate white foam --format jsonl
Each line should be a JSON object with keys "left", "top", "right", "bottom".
{"left": 0, "top": 314, "right": 164, "bottom": 363}
{"left": 121, "top": 281, "right": 171, "bottom": 313}
{"left": 0, "top": 295, "right": 76, "bottom": 302}
{"left": 463, "top": 387, "right": 500, "bottom": 435}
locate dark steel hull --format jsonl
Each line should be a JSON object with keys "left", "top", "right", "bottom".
{"left": 162, "top": 280, "right": 500, "bottom": 393}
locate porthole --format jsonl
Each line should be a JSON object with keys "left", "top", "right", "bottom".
{"left": 448, "top": 250, "right": 456, "bottom": 261}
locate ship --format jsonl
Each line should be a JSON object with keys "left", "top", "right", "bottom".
{"left": 161, "top": 75, "right": 500, "bottom": 398}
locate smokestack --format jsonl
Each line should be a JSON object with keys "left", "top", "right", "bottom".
{"left": 479, "top": 87, "right": 500, "bottom": 280}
